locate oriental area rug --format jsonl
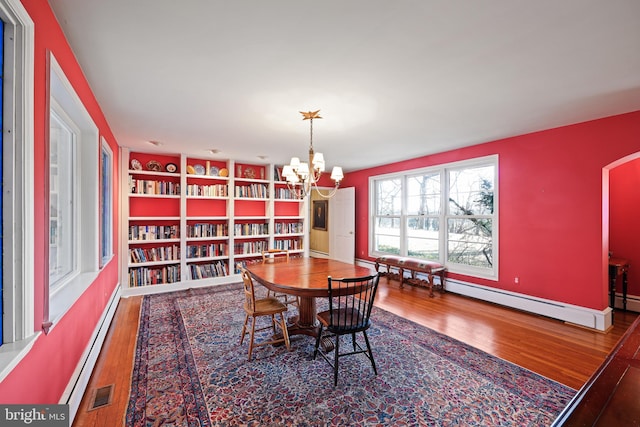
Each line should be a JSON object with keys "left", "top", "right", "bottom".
{"left": 126, "top": 283, "right": 575, "bottom": 426}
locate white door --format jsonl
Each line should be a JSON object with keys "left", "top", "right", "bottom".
{"left": 330, "top": 187, "right": 355, "bottom": 263}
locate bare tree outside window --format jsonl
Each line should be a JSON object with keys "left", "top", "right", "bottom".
{"left": 447, "top": 167, "right": 494, "bottom": 267}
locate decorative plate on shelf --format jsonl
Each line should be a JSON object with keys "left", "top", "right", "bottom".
{"left": 209, "top": 166, "right": 220, "bottom": 176}
{"left": 146, "top": 160, "right": 163, "bottom": 172}
{"left": 194, "top": 164, "right": 206, "bottom": 175}
{"left": 219, "top": 168, "right": 229, "bottom": 177}
{"left": 165, "top": 163, "right": 178, "bottom": 173}
{"left": 131, "top": 159, "right": 143, "bottom": 170}
{"left": 244, "top": 167, "right": 256, "bottom": 179}
{"left": 187, "top": 165, "right": 196, "bottom": 174}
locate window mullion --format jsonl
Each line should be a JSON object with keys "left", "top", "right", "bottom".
{"left": 441, "top": 169, "right": 448, "bottom": 264}
{"left": 400, "top": 175, "right": 407, "bottom": 256}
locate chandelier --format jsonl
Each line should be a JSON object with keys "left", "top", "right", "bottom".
{"left": 282, "top": 110, "right": 344, "bottom": 199}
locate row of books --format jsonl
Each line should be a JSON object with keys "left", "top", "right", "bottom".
{"left": 233, "top": 240, "right": 269, "bottom": 255}
{"left": 234, "top": 184, "right": 268, "bottom": 198}
{"left": 129, "top": 178, "right": 180, "bottom": 195}
{"left": 234, "top": 223, "right": 268, "bottom": 236}
{"left": 186, "top": 261, "right": 228, "bottom": 280}
{"left": 129, "top": 225, "right": 179, "bottom": 241}
{"left": 128, "top": 265, "right": 180, "bottom": 286}
{"left": 274, "top": 222, "right": 304, "bottom": 234}
{"left": 129, "top": 245, "right": 180, "bottom": 263}
{"left": 273, "top": 188, "right": 301, "bottom": 200}
{"left": 187, "top": 223, "right": 228, "bottom": 238}
{"left": 273, "top": 239, "right": 303, "bottom": 250}
{"left": 186, "top": 243, "right": 227, "bottom": 258}
{"left": 186, "top": 184, "right": 228, "bottom": 197}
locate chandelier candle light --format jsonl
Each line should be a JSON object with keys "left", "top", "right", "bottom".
{"left": 282, "top": 110, "right": 344, "bottom": 199}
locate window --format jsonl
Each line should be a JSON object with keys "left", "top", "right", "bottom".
{"left": 49, "top": 106, "right": 78, "bottom": 288}
{"left": 373, "top": 177, "right": 401, "bottom": 254}
{"left": 0, "top": 0, "right": 34, "bottom": 374}
{"left": 100, "top": 138, "right": 113, "bottom": 266}
{"left": 447, "top": 164, "right": 495, "bottom": 270}
{"left": 45, "top": 53, "right": 99, "bottom": 331}
{"left": 370, "top": 156, "right": 498, "bottom": 279}
{"left": 407, "top": 172, "right": 441, "bottom": 261}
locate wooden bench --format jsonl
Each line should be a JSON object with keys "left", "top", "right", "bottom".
{"left": 375, "top": 255, "right": 446, "bottom": 297}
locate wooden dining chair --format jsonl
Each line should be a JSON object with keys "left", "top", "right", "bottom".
{"left": 239, "top": 269, "right": 291, "bottom": 361}
{"left": 261, "top": 248, "right": 290, "bottom": 264}
{"left": 261, "top": 249, "right": 299, "bottom": 308}
{"left": 313, "top": 273, "right": 381, "bottom": 386}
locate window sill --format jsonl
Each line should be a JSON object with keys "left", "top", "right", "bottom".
{"left": 0, "top": 334, "right": 39, "bottom": 383}
{"left": 49, "top": 271, "right": 99, "bottom": 333}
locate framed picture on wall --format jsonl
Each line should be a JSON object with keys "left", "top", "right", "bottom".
{"left": 313, "top": 200, "right": 328, "bottom": 231}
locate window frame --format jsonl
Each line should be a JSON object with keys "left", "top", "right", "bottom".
{"left": 369, "top": 155, "right": 498, "bottom": 280}
{"left": 0, "top": 0, "right": 35, "bottom": 379}
{"left": 48, "top": 101, "right": 80, "bottom": 290}
{"left": 45, "top": 53, "right": 100, "bottom": 334}
{"left": 100, "top": 137, "right": 114, "bottom": 267}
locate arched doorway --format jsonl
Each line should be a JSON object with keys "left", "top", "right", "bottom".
{"left": 605, "top": 152, "right": 640, "bottom": 317}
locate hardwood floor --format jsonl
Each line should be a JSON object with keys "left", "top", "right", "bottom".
{"left": 72, "top": 279, "right": 638, "bottom": 426}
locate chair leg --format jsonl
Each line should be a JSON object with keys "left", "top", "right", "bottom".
{"left": 362, "top": 330, "right": 377, "bottom": 375}
{"left": 248, "top": 316, "right": 257, "bottom": 361}
{"left": 333, "top": 335, "right": 340, "bottom": 386}
{"left": 351, "top": 332, "right": 357, "bottom": 350}
{"left": 240, "top": 314, "right": 249, "bottom": 345}
{"left": 278, "top": 313, "right": 291, "bottom": 352}
{"left": 313, "top": 325, "right": 324, "bottom": 359}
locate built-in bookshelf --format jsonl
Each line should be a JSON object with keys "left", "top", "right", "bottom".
{"left": 120, "top": 149, "right": 308, "bottom": 295}
{"left": 185, "top": 156, "right": 231, "bottom": 282}
{"left": 273, "top": 172, "right": 305, "bottom": 257}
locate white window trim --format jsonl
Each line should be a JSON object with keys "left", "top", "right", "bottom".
{"left": 0, "top": 0, "right": 35, "bottom": 381}
{"left": 100, "top": 137, "right": 114, "bottom": 267}
{"left": 369, "top": 155, "right": 499, "bottom": 280}
{"left": 47, "top": 53, "right": 99, "bottom": 331}
{"left": 49, "top": 100, "right": 81, "bottom": 291}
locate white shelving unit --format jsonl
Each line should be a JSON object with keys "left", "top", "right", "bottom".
{"left": 119, "top": 149, "right": 309, "bottom": 296}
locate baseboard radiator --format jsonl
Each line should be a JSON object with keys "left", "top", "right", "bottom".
{"left": 60, "top": 283, "right": 122, "bottom": 423}
{"left": 356, "top": 259, "right": 612, "bottom": 331}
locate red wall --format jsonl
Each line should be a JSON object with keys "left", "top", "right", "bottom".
{"left": 610, "top": 159, "right": 640, "bottom": 296}
{"left": 3, "top": 0, "right": 639, "bottom": 404}
{"left": 0, "top": 1, "right": 120, "bottom": 403}
{"left": 344, "top": 110, "right": 640, "bottom": 311}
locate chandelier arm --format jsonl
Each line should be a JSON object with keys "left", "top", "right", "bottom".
{"left": 311, "top": 181, "right": 340, "bottom": 199}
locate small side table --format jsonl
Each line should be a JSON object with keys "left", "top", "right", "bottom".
{"left": 608, "top": 257, "right": 630, "bottom": 313}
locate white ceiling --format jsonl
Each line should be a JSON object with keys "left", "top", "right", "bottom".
{"left": 48, "top": 0, "right": 640, "bottom": 172}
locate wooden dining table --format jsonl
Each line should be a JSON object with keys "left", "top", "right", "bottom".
{"left": 245, "top": 257, "right": 375, "bottom": 338}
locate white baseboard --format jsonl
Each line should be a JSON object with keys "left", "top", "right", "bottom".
{"left": 613, "top": 292, "right": 640, "bottom": 313}
{"left": 62, "top": 283, "right": 121, "bottom": 422}
{"left": 309, "top": 250, "right": 330, "bottom": 259}
{"left": 355, "top": 258, "right": 613, "bottom": 331}
{"left": 444, "top": 278, "right": 612, "bottom": 331}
